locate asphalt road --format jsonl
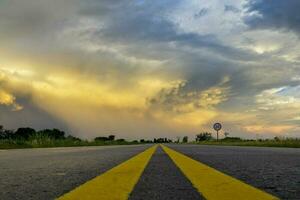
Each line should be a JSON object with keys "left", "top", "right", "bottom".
{"left": 168, "top": 144, "right": 300, "bottom": 200}
{"left": 0, "top": 144, "right": 299, "bottom": 200}
{"left": 130, "top": 147, "right": 203, "bottom": 200}
{"left": 0, "top": 145, "right": 150, "bottom": 200}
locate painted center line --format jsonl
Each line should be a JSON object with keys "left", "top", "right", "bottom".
{"left": 58, "top": 145, "right": 157, "bottom": 200}
{"left": 162, "top": 145, "right": 279, "bottom": 200}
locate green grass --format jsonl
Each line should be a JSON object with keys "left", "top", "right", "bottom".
{"left": 191, "top": 139, "right": 300, "bottom": 148}
{"left": 0, "top": 136, "right": 141, "bottom": 149}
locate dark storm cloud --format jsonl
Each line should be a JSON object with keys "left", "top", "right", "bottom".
{"left": 64, "top": 0, "right": 257, "bottom": 63}
{"left": 0, "top": 0, "right": 297, "bottom": 90}
{"left": 244, "top": 0, "right": 300, "bottom": 34}
{"left": 1, "top": 0, "right": 300, "bottom": 137}
{"left": 80, "top": 0, "right": 300, "bottom": 112}
{"left": 0, "top": 0, "right": 297, "bottom": 98}
{"left": 0, "top": 0, "right": 257, "bottom": 73}
{"left": 0, "top": 97, "right": 69, "bottom": 133}
{"left": 60, "top": 0, "right": 263, "bottom": 98}
{"left": 0, "top": 0, "right": 77, "bottom": 40}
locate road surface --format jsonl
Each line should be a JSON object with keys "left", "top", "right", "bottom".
{"left": 0, "top": 144, "right": 299, "bottom": 200}
{"left": 167, "top": 144, "right": 300, "bottom": 200}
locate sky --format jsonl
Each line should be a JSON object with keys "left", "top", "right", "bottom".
{"left": 0, "top": 0, "right": 300, "bottom": 140}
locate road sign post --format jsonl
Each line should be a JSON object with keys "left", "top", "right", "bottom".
{"left": 213, "top": 123, "right": 222, "bottom": 141}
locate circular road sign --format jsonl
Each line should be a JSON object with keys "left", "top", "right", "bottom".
{"left": 213, "top": 123, "right": 222, "bottom": 131}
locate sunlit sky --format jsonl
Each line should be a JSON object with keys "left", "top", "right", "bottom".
{"left": 1, "top": 0, "right": 300, "bottom": 139}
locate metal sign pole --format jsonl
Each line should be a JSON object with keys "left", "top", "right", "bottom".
{"left": 213, "top": 123, "right": 222, "bottom": 142}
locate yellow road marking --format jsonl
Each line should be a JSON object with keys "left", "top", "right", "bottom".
{"left": 58, "top": 145, "right": 157, "bottom": 200}
{"left": 161, "top": 145, "right": 279, "bottom": 200}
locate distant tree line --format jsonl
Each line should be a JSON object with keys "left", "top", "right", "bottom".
{"left": 140, "top": 139, "right": 153, "bottom": 143}
{"left": 101, "top": 137, "right": 173, "bottom": 144}
{"left": 0, "top": 125, "right": 154, "bottom": 144}
{"left": 94, "top": 135, "right": 116, "bottom": 142}
{"left": 153, "top": 138, "right": 172, "bottom": 143}
{"left": 0, "top": 125, "right": 82, "bottom": 141}
{"left": 1, "top": 125, "right": 249, "bottom": 144}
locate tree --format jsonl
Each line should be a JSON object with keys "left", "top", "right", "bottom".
{"left": 4, "top": 129, "right": 14, "bottom": 139}
{"left": 196, "top": 132, "right": 212, "bottom": 141}
{"left": 0, "top": 126, "right": 14, "bottom": 140}
{"left": 0, "top": 125, "right": 4, "bottom": 138}
{"left": 274, "top": 136, "right": 280, "bottom": 141}
{"left": 15, "top": 127, "right": 36, "bottom": 140}
{"left": 182, "top": 136, "right": 188, "bottom": 143}
{"left": 38, "top": 129, "right": 65, "bottom": 139}
{"left": 153, "top": 138, "right": 170, "bottom": 143}
{"left": 66, "top": 135, "right": 81, "bottom": 141}
{"left": 51, "top": 129, "right": 65, "bottom": 139}
{"left": 0, "top": 126, "right": 70, "bottom": 141}
{"left": 94, "top": 137, "right": 109, "bottom": 142}
{"left": 108, "top": 135, "right": 115, "bottom": 141}
{"left": 140, "top": 139, "right": 145, "bottom": 143}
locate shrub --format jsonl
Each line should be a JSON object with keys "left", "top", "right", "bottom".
{"left": 15, "top": 127, "right": 36, "bottom": 140}
{"left": 94, "top": 137, "right": 109, "bottom": 142}
{"left": 38, "top": 129, "right": 65, "bottom": 139}
{"left": 182, "top": 136, "right": 188, "bottom": 143}
{"left": 0, "top": 129, "right": 14, "bottom": 140}
{"left": 140, "top": 139, "right": 145, "bottom": 143}
{"left": 196, "top": 132, "right": 213, "bottom": 141}
{"left": 108, "top": 135, "right": 115, "bottom": 141}
{"left": 66, "top": 135, "right": 82, "bottom": 141}
{"left": 221, "top": 137, "right": 242, "bottom": 142}
{"left": 153, "top": 138, "right": 171, "bottom": 143}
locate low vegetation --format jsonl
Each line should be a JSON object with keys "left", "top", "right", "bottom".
{"left": 0, "top": 125, "right": 176, "bottom": 149}
{"left": 193, "top": 132, "right": 300, "bottom": 148}
{"left": 0, "top": 125, "right": 149, "bottom": 149}
{"left": 1, "top": 125, "right": 299, "bottom": 149}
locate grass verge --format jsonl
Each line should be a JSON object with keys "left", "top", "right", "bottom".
{"left": 191, "top": 139, "right": 300, "bottom": 148}
{"left": 0, "top": 139, "right": 141, "bottom": 149}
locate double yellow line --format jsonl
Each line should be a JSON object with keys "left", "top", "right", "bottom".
{"left": 58, "top": 145, "right": 279, "bottom": 200}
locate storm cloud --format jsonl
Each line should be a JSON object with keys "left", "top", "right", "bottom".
{"left": 244, "top": 0, "right": 300, "bottom": 34}
{"left": 0, "top": 0, "right": 300, "bottom": 139}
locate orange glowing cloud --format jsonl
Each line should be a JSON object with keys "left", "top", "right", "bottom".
{"left": 0, "top": 89, "right": 23, "bottom": 111}
{"left": 244, "top": 125, "right": 295, "bottom": 135}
